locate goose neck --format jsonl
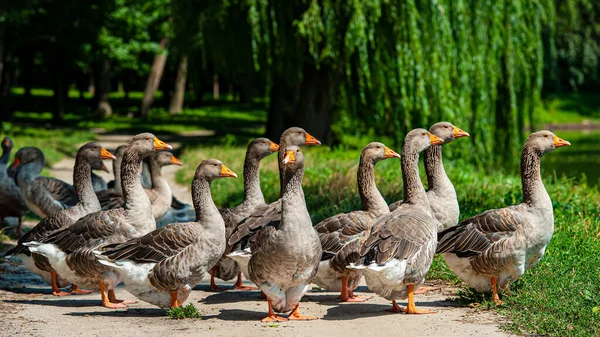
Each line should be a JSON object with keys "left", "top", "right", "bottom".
{"left": 73, "top": 157, "right": 101, "bottom": 211}
{"left": 401, "top": 148, "right": 429, "bottom": 207}
{"left": 521, "top": 146, "right": 551, "bottom": 208}
{"left": 243, "top": 155, "right": 265, "bottom": 207}
{"left": 280, "top": 166, "right": 309, "bottom": 231}
{"left": 192, "top": 178, "right": 222, "bottom": 229}
{"left": 121, "top": 149, "right": 153, "bottom": 225}
{"left": 425, "top": 144, "right": 451, "bottom": 191}
{"left": 358, "top": 156, "right": 388, "bottom": 215}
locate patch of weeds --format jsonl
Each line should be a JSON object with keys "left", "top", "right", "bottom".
{"left": 166, "top": 303, "right": 202, "bottom": 319}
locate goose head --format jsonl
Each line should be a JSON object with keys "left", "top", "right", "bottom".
{"left": 404, "top": 128, "right": 444, "bottom": 153}
{"left": 282, "top": 145, "right": 305, "bottom": 169}
{"left": 78, "top": 142, "right": 115, "bottom": 171}
{"left": 127, "top": 133, "right": 172, "bottom": 159}
{"left": 362, "top": 142, "right": 400, "bottom": 164}
{"left": 195, "top": 158, "right": 237, "bottom": 182}
{"left": 281, "top": 127, "right": 321, "bottom": 146}
{"left": 12, "top": 147, "right": 44, "bottom": 170}
{"left": 429, "top": 122, "right": 469, "bottom": 144}
{"left": 526, "top": 130, "right": 571, "bottom": 156}
{"left": 2, "top": 137, "right": 14, "bottom": 153}
{"left": 151, "top": 151, "right": 182, "bottom": 168}
{"left": 248, "top": 137, "right": 279, "bottom": 160}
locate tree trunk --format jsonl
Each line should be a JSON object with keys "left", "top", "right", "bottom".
{"left": 266, "top": 62, "right": 337, "bottom": 144}
{"left": 93, "top": 58, "right": 112, "bottom": 119}
{"left": 213, "top": 73, "right": 219, "bottom": 100}
{"left": 140, "top": 39, "right": 168, "bottom": 118}
{"left": 169, "top": 55, "right": 188, "bottom": 114}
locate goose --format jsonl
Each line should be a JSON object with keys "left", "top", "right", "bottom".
{"left": 91, "top": 160, "right": 109, "bottom": 192}
{"left": 0, "top": 137, "right": 28, "bottom": 237}
{"left": 349, "top": 129, "right": 443, "bottom": 314}
{"left": 314, "top": 142, "right": 400, "bottom": 302}
{"left": 97, "top": 151, "right": 182, "bottom": 222}
{"left": 389, "top": 122, "right": 469, "bottom": 231}
{"left": 6, "top": 142, "right": 116, "bottom": 295}
{"left": 25, "top": 133, "right": 172, "bottom": 309}
{"left": 230, "top": 146, "right": 321, "bottom": 322}
{"left": 12, "top": 147, "right": 78, "bottom": 219}
{"left": 210, "top": 138, "right": 279, "bottom": 291}
{"left": 95, "top": 159, "right": 237, "bottom": 308}
{"left": 436, "top": 130, "right": 570, "bottom": 305}
{"left": 227, "top": 127, "right": 320, "bottom": 279}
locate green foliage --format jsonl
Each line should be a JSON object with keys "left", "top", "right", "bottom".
{"left": 166, "top": 303, "right": 202, "bottom": 319}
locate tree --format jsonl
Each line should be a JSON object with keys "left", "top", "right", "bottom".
{"left": 140, "top": 38, "right": 168, "bottom": 117}
{"left": 169, "top": 55, "right": 188, "bottom": 114}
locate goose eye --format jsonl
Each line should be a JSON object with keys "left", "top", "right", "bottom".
{"left": 422, "top": 132, "right": 427, "bottom": 136}
{"left": 544, "top": 135, "right": 548, "bottom": 138}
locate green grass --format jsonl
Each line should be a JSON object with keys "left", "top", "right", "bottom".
{"left": 166, "top": 303, "right": 202, "bottom": 319}
{"left": 177, "top": 142, "right": 600, "bottom": 337}
{"left": 540, "top": 92, "right": 600, "bottom": 125}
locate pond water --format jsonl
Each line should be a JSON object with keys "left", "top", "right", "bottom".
{"left": 542, "top": 130, "right": 600, "bottom": 187}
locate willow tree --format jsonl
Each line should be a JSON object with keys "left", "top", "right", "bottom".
{"left": 241, "top": 0, "right": 553, "bottom": 161}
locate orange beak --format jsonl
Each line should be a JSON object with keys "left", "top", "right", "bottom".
{"left": 171, "top": 155, "right": 183, "bottom": 166}
{"left": 153, "top": 137, "right": 172, "bottom": 151}
{"left": 220, "top": 164, "right": 237, "bottom": 178}
{"left": 11, "top": 157, "right": 21, "bottom": 170}
{"left": 269, "top": 141, "right": 280, "bottom": 153}
{"left": 100, "top": 163, "right": 110, "bottom": 173}
{"left": 100, "top": 147, "right": 116, "bottom": 160}
{"left": 305, "top": 132, "right": 321, "bottom": 146}
{"left": 384, "top": 147, "right": 401, "bottom": 159}
{"left": 430, "top": 133, "right": 444, "bottom": 146}
{"left": 453, "top": 127, "right": 470, "bottom": 138}
{"left": 282, "top": 150, "right": 296, "bottom": 165}
{"left": 553, "top": 135, "right": 571, "bottom": 148}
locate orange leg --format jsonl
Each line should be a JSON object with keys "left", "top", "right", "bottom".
{"left": 491, "top": 277, "right": 505, "bottom": 306}
{"left": 209, "top": 268, "right": 227, "bottom": 292}
{"left": 70, "top": 284, "right": 93, "bottom": 295}
{"left": 233, "top": 272, "right": 258, "bottom": 291}
{"left": 348, "top": 289, "right": 372, "bottom": 301}
{"left": 404, "top": 285, "right": 436, "bottom": 314}
{"left": 99, "top": 282, "right": 127, "bottom": 309}
{"left": 50, "top": 271, "right": 71, "bottom": 296}
{"left": 340, "top": 276, "right": 369, "bottom": 302}
{"left": 170, "top": 290, "right": 181, "bottom": 309}
{"left": 288, "top": 303, "right": 318, "bottom": 321}
{"left": 385, "top": 299, "right": 404, "bottom": 313}
{"left": 107, "top": 289, "right": 137, "bottom": 305}
{"left": 261, "top": 298, "right": 288, "bottom": 323}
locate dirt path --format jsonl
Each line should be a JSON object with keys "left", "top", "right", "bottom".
{"left": 0, "top": 133, "right": 514, "bottom": 337}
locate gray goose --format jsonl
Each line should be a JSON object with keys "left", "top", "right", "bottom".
{"left": 230, "top": 146, "right": 321, "bottom": 322}
{"left": 96, "top": 159, "right": 237, "bottom": 308}
{"left": 0, "top": 137, "right": 28, "bottom": 237}
{"left": 210, "top": 138, "right": 279, "bottom": 291}
{"left": 25, "top": 133, "right": 172, "bottom": 309}
{"left": 6, "top": 142, "right": 116, "bottom": 295}
{"left": 349, "top": 129, "right": 443, "bottom": 314}
{"left": 314, "top": 142, "right": 400, "bottom": 302}
{"left": 97, "top": 151, "right": 182, "bottom": 222}
{"left": 227, "top": 127, "right": 320, "bottom": 279}
{"left": 436, "top": 130, "right": 570, "bottom": 305}
{"left": 12, "top": 147, "right": 78, "bottom": 219}
{"left": 91, "top": 160, "right": 109, "bottom": 192}
{"left": 389, "top": 122, "right": 469, "bottom": 231}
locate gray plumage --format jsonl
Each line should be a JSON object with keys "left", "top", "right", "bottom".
{"left": 389, "top": 122, "right": 469, "bottom": 231}
{"left": 354, "top": 129, "right": 441, "bottom": 302}
{"left": 437, "top": 130, "right": 568, "bottom": 292}
{"left": 24, "top": 133, "right": 164, "bottom": 294}
{"left": 13, "top": 147, "right": 78, "bottom": 219}
{"left": 96, "top": 159, "right": 234, "bottom": 308}
{"left": 6, "top": 142, "right": 113, "bottom": 287}
{"left": 0, "top": 137, "right": 28, "bottom": 234}
{"left": 213, "top": 138, "right": 277, "bottom": 282}
{"left": 314, "top": 142, "right": 399, "bottom": 295}
{"left": 238, "top": 146, "right": 321, "bottom": 313}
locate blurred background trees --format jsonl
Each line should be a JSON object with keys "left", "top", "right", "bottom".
{"left": 0, "top": 0, "right": 598, "bottom": 161}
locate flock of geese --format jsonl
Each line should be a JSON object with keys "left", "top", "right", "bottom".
{"left": 1, "top": 123, "right": 570, "bottom": 322}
